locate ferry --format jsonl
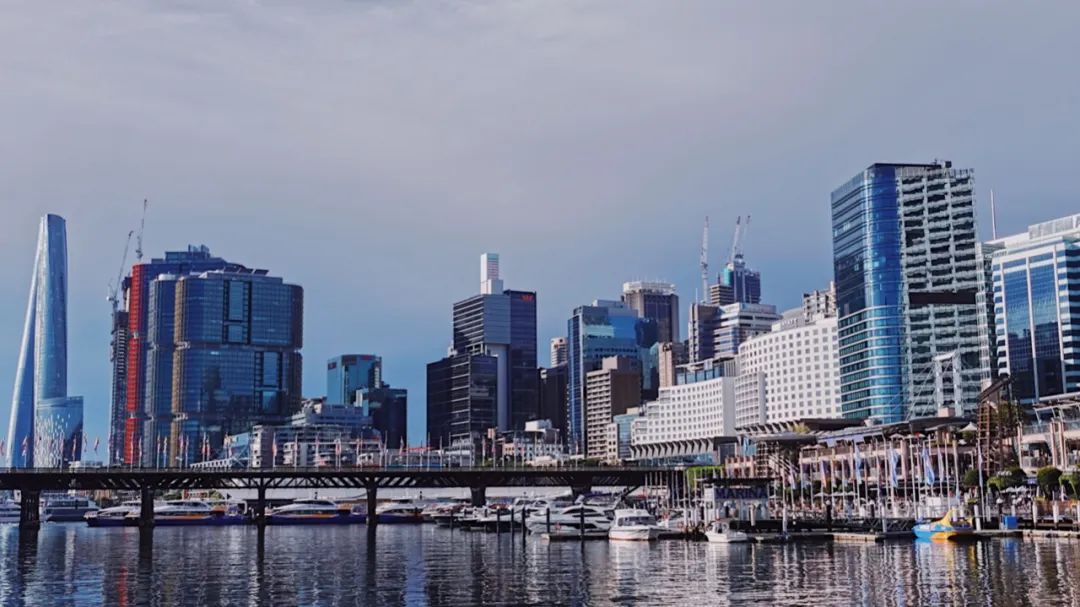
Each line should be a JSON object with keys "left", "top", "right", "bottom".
{"left": 266, "top": 499, "right": 366, "bottom": 525}
{"left": 374, "top": 501, "right": 424, "bottom": 524}
{"left": 0, "top": 500, "right": 20, "bottom": 524}
{"left": 609, "top": 509, "right": 659, "bottom": 542}
{"left": 914, "top": 509, "right": 975, "bottom": 541}
{"left": 42, "top": 496, "right": 99, "bottom": 522}
{"left": 128, "top": 500, "right": 246, "bottom": 526}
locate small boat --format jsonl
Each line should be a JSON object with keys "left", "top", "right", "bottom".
{"left": 86, "top": 500, "right": 149, "bottom": 527}
{"left": 374, "top": 501, "right": 424, "bottom": 524}
{"left": 705, "top": 519, "right": 750, "bottom": 543}
{"left": 432, "top": 503, "right": 468, "bottom": 527}
{"left": 914, "top": 509, "right": 975, "bottom": 541}
{"left": 42, "top": 496, "right": 99, "bottom": 522}
{"left": 267, "top": 499, "right": 365, "bottom": 525}
{"left": 654, "top": 511, "right": 689, "bottom": 539}
{"left": 0, "top": 500, "right": 20, "bottom": 524}
{"left": 609, "top": 509, "right": 659, "bottom": 542}
{"left": 130, "top": 500, "right": 246, "bottom": 526}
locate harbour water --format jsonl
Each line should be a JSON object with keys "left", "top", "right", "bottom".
{"left": 1, "top": 524, "right": 1078, "bottom": 606}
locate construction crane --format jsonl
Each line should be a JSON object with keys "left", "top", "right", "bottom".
{"left": 728, "top": 214, "right": 751, "bottom": 264}
{"left": 700, "top": 216, "right": 710, "bottom": 303}
{"left": 107, "top": 230, "right": 135, "bottom": 313}
{"left": 135, "top": 198, "right": 149, "bottom": 261}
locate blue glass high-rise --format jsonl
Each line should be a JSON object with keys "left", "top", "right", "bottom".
{"left": 327, "top": 355, "right": 382, "bottom": 405}
{"left": 7, "top": 214, "right": 82, "bottom": 468}
{"left": 567, "top": 301, "right": 656, "bottom": 454}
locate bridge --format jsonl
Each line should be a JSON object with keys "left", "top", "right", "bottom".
{"left": 0, "top": 466, "right": 691, "bottom": 531}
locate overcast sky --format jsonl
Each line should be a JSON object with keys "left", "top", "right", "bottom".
{"left": 2, "top": 1, "right": 1078, "bottom": 450}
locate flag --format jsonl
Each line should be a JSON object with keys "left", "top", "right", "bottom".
{"left": 922, "top": 448, "right": 936, "bottom": 485}
{"left": 888, "top": 448, "right": 899, "bottom": 489}
{"left": 93, "top": 437, "right": 100, "bottom": 453}
{"left": 853, "top": 443, "right": 863, "bottom": 483}
{"left": 818, "top": 459, "right": 826, "bottom": 484}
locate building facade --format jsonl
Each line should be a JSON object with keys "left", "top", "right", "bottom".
{"left": 584, "top": 356, "right": 642, "bottom": 459}
{"left": 630, "top": 359, "right": 737, "bottom": 460}
{"left": 538, "top": 365, "right": 568, "bottom": 441}
{"left": 327, "top": 354, "right": 382, "bottom": 405}
{"left": 831, "top": 161, "right": 984, "bottom": 421}
{"left": 735, "top": 311, "right": 841, "bottom": 429}
{"left": 550, "top": 337, "right": 568, "bottom": 368}
{"left": 711, "top": 256, "right": 761, "bottom": 306}
{"left": 622, "top": 281, "right": 680, "bottom": 343}
{"left": 426, "top": 353, "right": 498, "bottom": 448}
{"left": 567, "top": 300, "right": 656, "bottom": 453}
{"left": 7, "top": 214, "right": 82, "bottom": 468}
{"left": 113, "top": 245, "right": 242, "bottom": 465}
{"left": 448, "top": 254, "right": 538, "bottom": 432}
{"left": 359, "top": 386, "right": 408, "bottom": 449}
{"left": 167, "top": 269, "right": 304, "bottom": 464}
{"left": 989, "top": 214, "right": 1080, "bottom": 403}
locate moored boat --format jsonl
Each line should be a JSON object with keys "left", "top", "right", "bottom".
{"left": 374, "top": 501, "right": 424, "bottom": 524}
{"left": 913, "top": 509, "right": 974, "bottom": 541}
{"left": 42, "top": 496, "right": 99, "bottom": 522}
{"left": 267, "top": 499, "right": 365, "bottom": 525}
{"left": 609, "top": 509, "right": 659, "bottom": 542}
{"left": 526, "top": 504, "right": 612, "bottom": 536}
{"left": 0, "top": 500, "right": 20, "bottom": 524}
{"left": 705, "top": 519, "right": 750, "bottom": 544}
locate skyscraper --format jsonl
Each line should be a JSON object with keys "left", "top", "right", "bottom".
{"left": 710, "top": 257, "right": 761, "bottom": 306}
{"left": 168, "top": 268, "right": 304, "bottom": 463}
{"left": 112, "top": 245, "right": 243, "bottom": 465}
{"left": 988, "top": 214, "right": 1080, "bottom": 403}
{"left": 567, "top": 300, "right": 656, "bottom": 453}
{"left": 427, "top": 254, "right": 538, "bottom": 447}
{"left": 327, "top": 354, "right": 382, "bottom": 405}
{"left": 831, "top": 161, "right": 984, "bottom": 421}
{"left": 550, "top": 337, "right": 568, "bottom": 367}
{"left": 7, "top": 214, "right": 83, "bottom": 468}
{"left": 622, "top": 281, "right": 680, "bottom": 343}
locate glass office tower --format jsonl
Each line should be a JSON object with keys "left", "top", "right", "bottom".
{"left": 169, "top": 269, "right": 303, "bottom": 464}
{"left": 327, "top": 354, "right": 383, "bottom": 405}
{"left": 567, "top": 301, "right": 656, "bottom": 454}
{"left": 622, "top": 281, "right": 680, "bottom": 344}
{"left": 990, "top": 214, "right": 1080, "bottom": 403}
{"left": 831, "top": 161, "right": 983, "bottom": 421}
{"left": 113, "top": 245, "right": 242, "bottom": 465}
{"left": 7, "top": 214, "right": 77, "bottom": 468}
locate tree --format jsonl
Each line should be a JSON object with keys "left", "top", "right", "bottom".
{"left": 987, "top": 466, "right": 1026, "bottom": 492}
{"left": 1061, "top": 472, "right": 1080, "bottom": 498}
{"left": 1036, "top": 466, "right": 1063, "bottom": 495}
{"left": 962, "top": 469, "right": 983, "bottom": 489}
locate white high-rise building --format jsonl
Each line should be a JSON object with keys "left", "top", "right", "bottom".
{"left": 734, "top": 306, "right": 842, "bottom": 429}
{"left": 550, "top": 337, "right": 568, "bottom": 367}
{"left": 480, "top": 252, "right": 503, "bottom": 295}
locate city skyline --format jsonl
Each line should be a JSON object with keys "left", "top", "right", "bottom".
{"left": 3, "top": 2, "right": 1080, "bottom": 449}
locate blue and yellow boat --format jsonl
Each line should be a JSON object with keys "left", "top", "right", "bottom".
{"left": 913, "top": 509, "right": 975, "bottom": 541}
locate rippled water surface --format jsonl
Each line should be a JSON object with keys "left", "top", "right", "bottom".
{"left": 1, "top": 524, "right": 1078, "bottom": 606}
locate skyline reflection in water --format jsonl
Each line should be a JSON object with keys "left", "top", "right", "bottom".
{"left": 0, "top": 525, "right": 1077, "bottom": 606}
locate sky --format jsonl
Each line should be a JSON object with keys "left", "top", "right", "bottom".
{"left": 1, "top": 1, "right": 1079, "bottom": 451}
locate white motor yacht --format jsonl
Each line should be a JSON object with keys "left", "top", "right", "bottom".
{"left": 0, "top": 500, "right": 20, "bottom": 524}
{"left": 525, "top": 504, "right": 612, "bottom": 536}
{"left": 609, "top": 509, "right": 659, "bottom": 541}
{"left": 705, "top": 519, "right": 750, "bottom": 543}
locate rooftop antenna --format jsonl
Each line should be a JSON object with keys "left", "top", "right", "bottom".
{"left": 700, "top": 216, "right": 710, "bottom": 303}
{"left": 990, "top": 189, "right": 998, "bottom": 239}
{"left": 135, "top": 198, "right": 149, "bottom": 261}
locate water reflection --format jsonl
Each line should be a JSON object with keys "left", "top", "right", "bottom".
{"left": 0, "top": 525, "right": 1078, "bottom": 605}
